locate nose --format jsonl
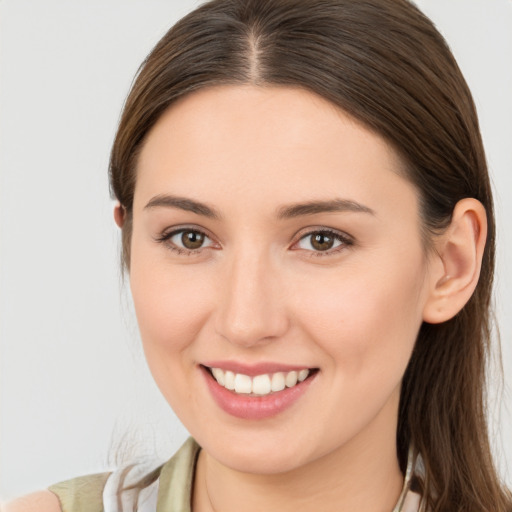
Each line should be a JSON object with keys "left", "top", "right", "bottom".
{"left": 214, "top": 250, "right": 289, "bottom": 348}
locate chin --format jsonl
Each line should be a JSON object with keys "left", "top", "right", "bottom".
{"left": 192, "top": 425, "right": 331, "bottom": 475}
{"left": 213, "top": 444, "right": 310, "bottom": 475}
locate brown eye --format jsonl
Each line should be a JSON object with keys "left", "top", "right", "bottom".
{"left": 310, "top": 232, "right": 335, "bottom": 251}
{"left": 181, "top": 230, "right": 205, "bottom": 249}
{"left": 159, "top": 228, "right": 215, "bottom": 254}
{"left": 295, "top": 229, "right": 351, "bottom": 255}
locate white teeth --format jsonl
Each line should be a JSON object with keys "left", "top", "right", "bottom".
{"left": 298, "top": 369, "right": 309, "bottom": 382}
{"left": 271, "top": 372, "right": 286, "bottom": 392}
{"left": 252, "top": 374, "right": 271, "bottom": 395}
{"left": 285, "top": 371, "right": 298, "bottom": 388}
{"left": 211, "top": 367, "right": 225, "bottom": 386}
{"left": 234, "top": 373, "right": 252, "bottom": 394}
{"left": 209, "top": 367, "right": 311, "bottom": 396}
{"left": 224, "top": 370, "right": 235, "bottom": 390}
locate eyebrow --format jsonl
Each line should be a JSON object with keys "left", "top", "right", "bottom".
{"left": 276, "top": 198, "right": 375, "bottom": 219}
{"left": 145, "top": 194, "right": 222, "bottom": 219}
{"left": 144, "top": 194, "right": 375, "bottom": 220}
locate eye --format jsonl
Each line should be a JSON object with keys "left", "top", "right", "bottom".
{"left": 294, "top": 229, "right": 352, "bottom": 256}
{"left": 156, "top": 228, "right": 215, "bottom": 255}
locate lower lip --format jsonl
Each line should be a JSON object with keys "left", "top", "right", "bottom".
{"left": 200, "top": 366, "right": 317, "bottom": 420}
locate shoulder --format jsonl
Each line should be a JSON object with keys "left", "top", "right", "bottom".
{"left": 2, "top": 473, "right": 111, "bottom": 512}
{"left": 47, "top": 472, "right": 111, "bottom": 512}
{"left": 2, "top": 438, "right": 200, "bottom": 512}
{"left": 47, "top": 461, "right": 164, "bottom": 512}
{"left": 2, "top": 490, "right": 61, "bottom": 512}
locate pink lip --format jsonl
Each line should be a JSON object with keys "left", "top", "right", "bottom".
{"left": 199, "top": 365, "right": 317, "bottom": 420}
{"left": 201, "top": 360, "right": 313, "bottom": 377}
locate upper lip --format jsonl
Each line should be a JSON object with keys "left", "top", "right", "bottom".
{"left": 201, "top": 361, "right": 315, "bottom": 377}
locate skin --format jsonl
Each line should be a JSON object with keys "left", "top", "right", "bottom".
{"left": 3, "top": 491, "right": 60, "bottom": 512}
{"left": 123, "top": 84, "right": 486, "bottom": 512}
{"left": 5, "top": 84, "right": 486, "bottom": 512}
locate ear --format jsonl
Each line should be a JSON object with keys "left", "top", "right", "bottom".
{"left": 114, "top": 202, "right": 126, "bottom": 228}
{"left": 422, "top": 198, "right": 487, "bottom": 324}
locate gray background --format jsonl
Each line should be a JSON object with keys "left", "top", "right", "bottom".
{"left": 1, "top": 0, "right": 511, "bottom": 501}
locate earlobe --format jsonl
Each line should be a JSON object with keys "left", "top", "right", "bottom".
{"left": 114, "top": 202, "right": 126, "bottom": 228}
{"left": 422, "top": 198, "right": 487, "bottom": 324}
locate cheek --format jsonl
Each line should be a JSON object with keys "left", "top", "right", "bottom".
{"left": 128, "top": 237, "right": 214, "bottom": 369}
{"left": 129, "top": 253, "right": 216, "bottom": 418}
{"left": 287, "top": 253, "right": 428, "bottom": 444}
{"left": 293, "top": 253, "right": 426, "bottom": 382}
{"left": 131, "top": 268, "right": 209, "bottom": 350}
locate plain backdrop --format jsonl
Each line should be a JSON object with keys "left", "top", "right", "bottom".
{"left": 1, "top": 0, "right": 511, "bottom": 501}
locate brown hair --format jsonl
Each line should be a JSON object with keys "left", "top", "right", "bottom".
{"left": 109, "top": 0, "right": 511, "bottom": 510}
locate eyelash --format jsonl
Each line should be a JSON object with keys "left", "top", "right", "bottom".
{"left": 154, "top": 227, "right": 353, "bottom": 258}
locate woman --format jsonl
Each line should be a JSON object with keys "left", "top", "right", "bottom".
{"left": 5, "top": 0, "right": 511, "bottom": 511}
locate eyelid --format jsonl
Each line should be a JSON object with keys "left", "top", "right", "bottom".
{"left": 291, "top": 227, "right": 354, "bottom": 257}
{"left": 154, "top": 225, "right": 218, "bottom": 255}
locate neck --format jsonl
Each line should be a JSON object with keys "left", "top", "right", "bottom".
{"left": 192, "top": 394, "right": 404, "bottom": 512}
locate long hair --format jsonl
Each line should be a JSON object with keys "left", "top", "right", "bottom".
{"left": 109, "top": 1, "right": 511, "bottom": 510}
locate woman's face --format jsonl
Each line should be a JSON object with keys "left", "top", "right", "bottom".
{"left": 129, "top": 85, "right": 434, "bottom": 474}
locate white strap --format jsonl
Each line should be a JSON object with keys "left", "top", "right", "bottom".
{"left": 103, "top": 463, "right": 160, "bottom": 512}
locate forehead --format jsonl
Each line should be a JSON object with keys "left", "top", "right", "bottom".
{"left": 134, "top": 85, "right": 416, "bottom": 219}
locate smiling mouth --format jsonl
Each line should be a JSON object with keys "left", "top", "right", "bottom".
{"left": 203, "top": 365, "right": 318, "bottom": 396}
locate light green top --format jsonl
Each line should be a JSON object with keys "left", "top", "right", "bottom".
{"left": 156, "top": 437, "right": 199, "bottom": 512}
{"left": 48, "top": 472, "right": 111, "bottom": 512}
{"left": 48, "top": 437, "right": 422, "bottom": 511}
{"left": 48, "top": 437, "right": 200, "bottom": 512}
